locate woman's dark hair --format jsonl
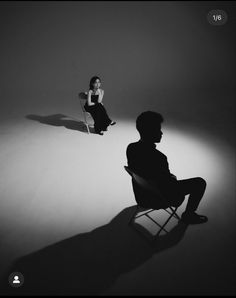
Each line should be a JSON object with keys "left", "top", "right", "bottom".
{"left": 89, "top": 76, "right": 101, "bottom": 90}
{"left": 136, "top": 111, "right": 164, "bottom": 136}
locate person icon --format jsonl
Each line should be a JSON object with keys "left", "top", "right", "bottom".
{"left": 13, "top": 275, "right": 20, "bottom": 284}
{"left": 8, "top": 272, "right": 24, "bottom": 287}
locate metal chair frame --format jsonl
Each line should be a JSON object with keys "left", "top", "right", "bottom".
{"left": 124, "top": 166, "right": 181, "bottom": 238}
{"left": 78, "top": 92, "right": 93, "bottom": 134}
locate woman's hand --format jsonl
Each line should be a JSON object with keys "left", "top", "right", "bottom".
{"left": 97, "top": 88, "right": 104, "bottom": 103}
{"left": 97, "top": 88, "right": 102, "bottom": 95}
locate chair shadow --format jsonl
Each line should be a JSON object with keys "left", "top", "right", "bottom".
{"left": 25, "top": 114, "right": 95, "bottom": 134}
{"left": 0, "top": 205, "right": 188, "bottom": 296}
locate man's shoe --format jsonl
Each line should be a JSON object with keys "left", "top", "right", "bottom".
{"left": 97, "top": 131, "right": 104, "bottom": 135}
{"left": 110, "top": 121, "right": 116, "bottom": 126}
{"left": 181, "top": 212, "right": 208, "bottom": 224}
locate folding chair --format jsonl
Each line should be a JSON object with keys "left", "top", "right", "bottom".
{"left": 124, "top": 166, "right": 181, "bottom": 238}
{"left": 78, "top": 92, "right": 93, "bottom": 134}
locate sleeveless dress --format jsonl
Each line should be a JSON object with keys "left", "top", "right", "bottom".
{"left": 84, "top": 94, "right": 112, "bottom": 133}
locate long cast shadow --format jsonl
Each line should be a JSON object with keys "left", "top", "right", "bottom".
{"left": 25, "top": 114, "right": 95, "bottom": 134}
{"left": 0, "top": 205, "right": 188, "bottom": 295}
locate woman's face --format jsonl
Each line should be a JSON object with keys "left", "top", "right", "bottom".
{"left": 93, "top": 79, "right": 101, "bottom": 89}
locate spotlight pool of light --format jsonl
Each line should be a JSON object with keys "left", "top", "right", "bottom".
{"left": 0, "top": 116, "right": 235, "bottom": 267}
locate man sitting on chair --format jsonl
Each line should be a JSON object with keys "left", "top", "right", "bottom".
{"left": 126, "top": 111, "right": 208, "bottom": 224}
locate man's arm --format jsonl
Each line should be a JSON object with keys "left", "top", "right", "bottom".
{"left": 126, "top": 144, "right": 175, "bottom": 183}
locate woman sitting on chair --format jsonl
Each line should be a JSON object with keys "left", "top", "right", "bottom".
{"left": 84, "top": 76, "right": 116, "bottom": 135}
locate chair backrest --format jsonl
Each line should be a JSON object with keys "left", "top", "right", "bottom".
{"left": 79, "top": 92, "right": 88, "bottom": 100}
{"left": 124, "top": 166, "right": 166, "bottom": 201}
{"left": 78, "top": 92, "right": 88, "bottom": 113}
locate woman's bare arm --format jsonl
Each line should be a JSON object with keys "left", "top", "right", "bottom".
{"left": 97, "top": 89, "right": 104, "bottom": 103}
{"left": 87, "top": 90, "right": 95, "bottom": 106}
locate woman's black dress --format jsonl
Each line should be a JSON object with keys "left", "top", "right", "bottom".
{"left": 84, "top": 94, "right": 112, "bottom": 133}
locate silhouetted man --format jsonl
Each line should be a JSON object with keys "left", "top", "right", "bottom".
{"left": 126, "top": 111, "right": 208, "bottom": 224}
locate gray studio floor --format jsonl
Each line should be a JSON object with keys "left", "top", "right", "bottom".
{"left": 0, "top": 103, "right": 235, "bottom": 295}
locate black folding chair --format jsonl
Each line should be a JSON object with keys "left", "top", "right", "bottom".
{"left": 78, "top": 92, "right": 93, "bottom": 134}
{"left": 124, "top": 166, "right": 181, "bottom": 238}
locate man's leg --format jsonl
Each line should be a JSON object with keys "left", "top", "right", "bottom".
{"left": 177, "top": 177, "right": 208, "bottom": 224}
{"left": 177, "top": 177, "right": 206, "bottom": 212}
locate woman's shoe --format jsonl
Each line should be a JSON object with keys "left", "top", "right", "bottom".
{"left": 97, "top": 131, "right": 104, "bottom": 135}
{"left": 110, "top": 121, "right": 116, "bottom": 126}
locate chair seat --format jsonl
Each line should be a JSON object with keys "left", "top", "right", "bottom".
{"left": 124, "top": 165, "right": 181, "bottom": 241}
{"left": 131, "top": 178, "right": 170, "bottom": 209}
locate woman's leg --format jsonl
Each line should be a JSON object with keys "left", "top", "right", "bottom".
{"left": 94, "top": 105, "right": 105, "bottom": 132}
{"left": 97, "top": 103, "right": 112, "bottom": 130}
{"left": 84, "top": 105, "right": 103, "bottom": 133}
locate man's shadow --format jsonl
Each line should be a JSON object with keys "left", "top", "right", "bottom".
{"left": 0, "top": 205, "right": 188, "bottom": 296}
{"left": 25, "top": 114, "right": 95, "bottom": 134}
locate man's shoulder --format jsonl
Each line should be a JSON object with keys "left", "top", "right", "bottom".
{"left": 126, "top": 141, "right": 140, "bottom": 151}
{"left": 157, "top": 149, "right": 167, "bottom": 158}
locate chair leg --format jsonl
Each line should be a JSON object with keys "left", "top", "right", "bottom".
{"left": 135, "top": 208, "right": 154, "bottom": 219}
{"left": 169, "top": 207, "right": 181, "bottom": 220}
{"left": 86, "top": 123, "right": 90, "bottom": 134}
{"left": 83, "top": 112, "right": 90, "bottom": 134}
{"left": 129, "top": 206, "right": 180, "bottom": 243}
{"left": 129, "top": 205, "right": 139, "bottom": 225}
{"left": 164, "top": 207, "right": 180, "bottom": 220}
{"left": 145, "top": 214, "right": 169, "bottom": 233}
{"left": 156, "top": 209, "right": 178, "bottom": 236}
{"left": 129, "top": 206, "right": 156, "bottom": 245}
{"left": 129, "top": 206, "right": 153, "bottom": 224}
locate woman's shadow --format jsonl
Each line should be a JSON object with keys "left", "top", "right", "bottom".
{"left": 25, "top": 114, "right": 95, "bottom": 134}
{"left": 0, "top": 205, "right": 188, "bottom": 296}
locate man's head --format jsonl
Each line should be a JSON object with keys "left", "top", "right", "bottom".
{"left": 136, "top": 111, "right": 164, "bottom": 143}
